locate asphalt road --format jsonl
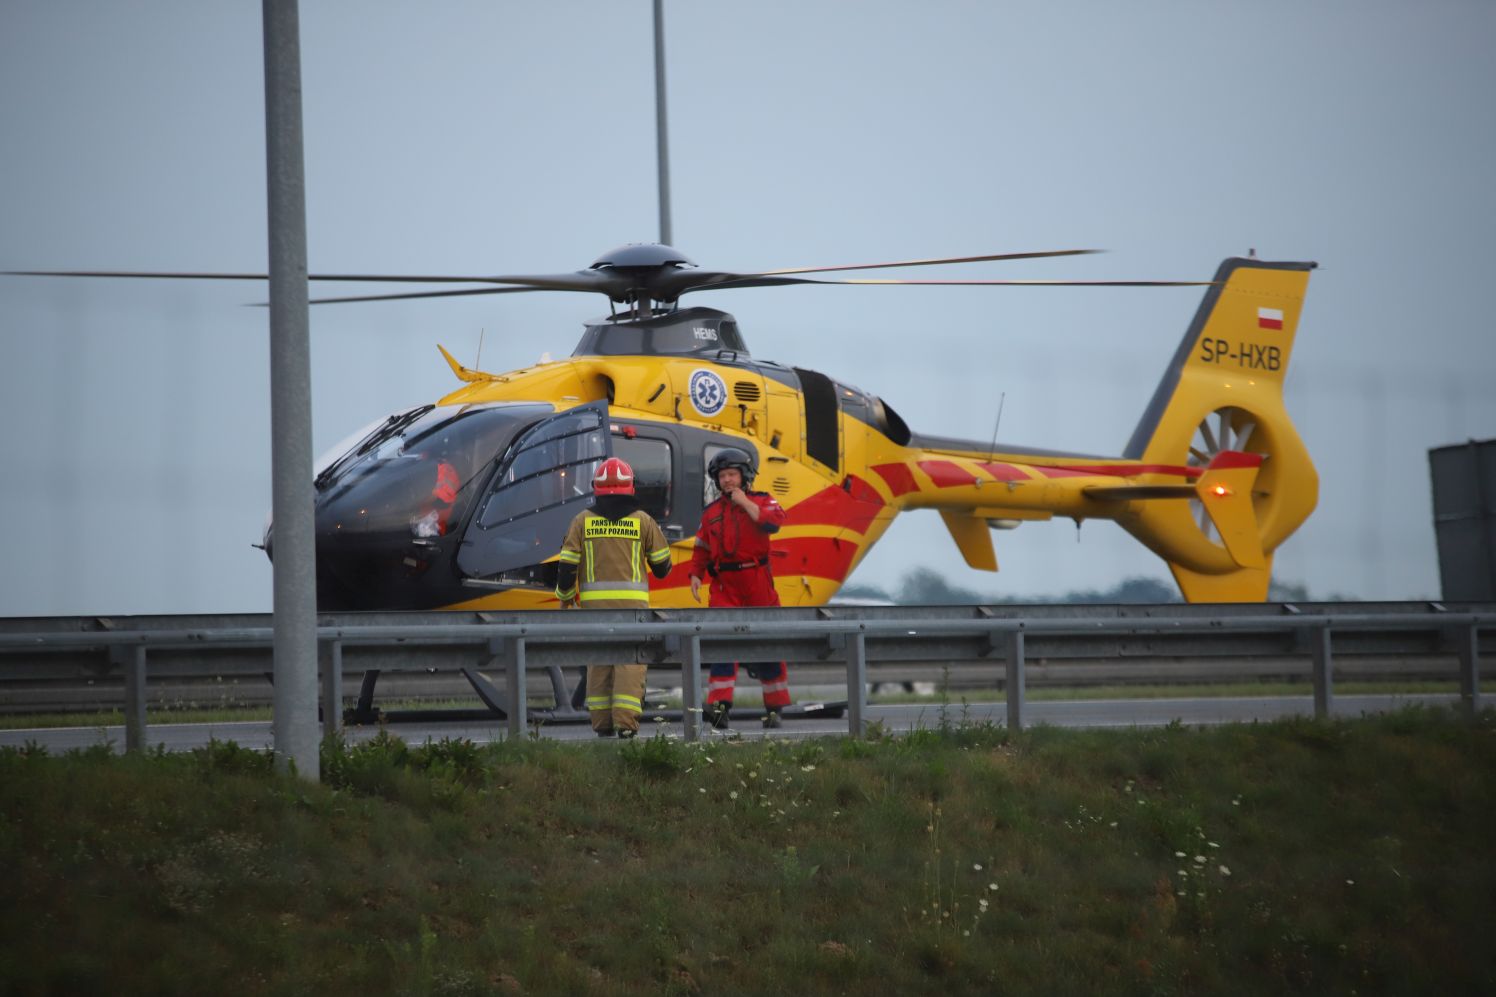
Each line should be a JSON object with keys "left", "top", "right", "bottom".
{"left": 0, "top": 693, "right": 1461, "bottom": 754}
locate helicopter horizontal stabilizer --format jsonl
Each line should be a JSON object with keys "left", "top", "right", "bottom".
{"left": 1082, "top": 484, "right": 1197, "bottom": 501}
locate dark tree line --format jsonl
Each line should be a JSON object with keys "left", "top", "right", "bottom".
{"left": 838, "top": 567, "right": 1316, "bottom": 606}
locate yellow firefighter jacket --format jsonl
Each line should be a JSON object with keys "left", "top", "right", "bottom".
{"left": 555, "top": 510, "right": 672, "bottom": 608}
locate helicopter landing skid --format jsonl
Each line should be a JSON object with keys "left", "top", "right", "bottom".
{"left": 342, "top": 666, "right": 846, "bottom": 727}
{"left": 342, "top": 665, "right": 590, "bottom": 725}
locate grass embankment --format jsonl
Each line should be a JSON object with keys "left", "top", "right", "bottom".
{"left": 3, "top": 708, "right": 1494, "bottom": 995}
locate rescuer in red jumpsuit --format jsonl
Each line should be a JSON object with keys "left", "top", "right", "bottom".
{"left": 688, "top": 447, "right": 791, "bottom": 729}
{"left": 412, "top": 456, "right": 460, "bottom": 538}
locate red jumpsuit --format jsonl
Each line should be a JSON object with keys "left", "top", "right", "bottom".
{"left": 689, "top": 491, "right": 791, "bottom": 709}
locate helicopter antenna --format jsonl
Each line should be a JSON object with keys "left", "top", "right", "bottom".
{"left": 653, "top": 0, "right": 673, "bottom": 245}
{"left": 475, "top": 328, "right": 485, "bottom": 369}
{"left": 987, "top": 391, "right": 1007, "bottom": 462}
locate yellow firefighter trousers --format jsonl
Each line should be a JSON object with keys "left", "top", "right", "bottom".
{"left": 585, "top": 663, "right": 647, "bottom": 734}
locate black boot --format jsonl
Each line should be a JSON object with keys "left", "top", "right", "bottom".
{"left": 706, "top": 701, "right": 732, "bottom": 729}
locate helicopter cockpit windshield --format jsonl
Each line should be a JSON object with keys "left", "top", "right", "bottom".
{"left": 312, "top": 402, "right": 553, "bottom": 538}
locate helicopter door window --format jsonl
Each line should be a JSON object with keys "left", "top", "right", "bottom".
{"left": 477, "top": 408, "right": 607, "bottom": 529}
{"left": 611, "top": 435, "right": 673, "bottom": 523}
{"left": 702, "top": 442, "right": 746, "bottom": 505}
{"left": 458, "top": 403, "right": 612, "bottom": 581}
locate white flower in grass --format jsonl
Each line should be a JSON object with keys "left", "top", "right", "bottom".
{"left": 1175, "top": 851, "right": 1186, "bottom": 858}
{"left": 801, "top": 764, "right": 816, "bottom": 772}
{"left": 729, "top": 790, "right": 738, "bottom": 800}
{"left": 1208, "top": 841, "right": 1219, "bottom": 849}
{"left": 988, "top": 883, "right": 999, "bottom": 892}
{"left": 1194, "top": 855, "right": 1206, "bottom": 864}
{"left": 973, "top": 863, "right": 983, "bottom": 871}
{"left": 699, "top": 788, "right": 706, "bottom": 794}
{"left": 1218, "top": 865, "right": 1231, "bottom": 876}
{"left": 1346, "top": 879, "right": 1355, "bottom": 886}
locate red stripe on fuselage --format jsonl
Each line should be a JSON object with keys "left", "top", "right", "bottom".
{"left": 1044, "top": 462, "right": 1204, "bottom": 479}
{"left": 872, "top": 463, "right": 919, "bottom": 496}
{"left": 784, "top": 475, "right": 886, "bottom": 535}
{"left": 977, "top": 461, "right": 1030, "bottom": 481}
{"left": 773, "top": 535, "right": 859, "bottom": 582}
{"left": 918, "top": 459, "right": 977, "bottom": 488}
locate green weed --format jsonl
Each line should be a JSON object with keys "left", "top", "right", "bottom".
{"left": 2, "top": 707, "right": 1494, "bottom": 995}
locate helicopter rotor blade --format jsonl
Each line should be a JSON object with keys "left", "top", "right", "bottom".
{"left": 5, "top": 270, "right": 274, "bottom": 280}
{"left": 831, "top": 278, "right": 1217, "bottom": 287}
{"left": 759, "top": 248, "right": 1104, "bottom": 276}
{"left": 4, "top": 268, "right": 623, "bottom": 294}
{"left": 677, "top": 276, "right": 1218, "bottom": 295}
{"left": 294, "top": 286, "right": 545, "bottom": 306}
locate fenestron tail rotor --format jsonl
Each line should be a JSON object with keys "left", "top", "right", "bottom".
{"left": 1186, "top": 406, "right": 1260, "bottom": 544}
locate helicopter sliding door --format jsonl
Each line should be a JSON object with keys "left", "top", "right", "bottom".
{"left": 456, "top": 402, "right": 611, "bottom": 584}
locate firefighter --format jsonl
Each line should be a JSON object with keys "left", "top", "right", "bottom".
{"left": 555, "top": 457, "right": 674, "bottom": 737}
{"left": 688, "top": 447, "right": 792, "bottom": 729}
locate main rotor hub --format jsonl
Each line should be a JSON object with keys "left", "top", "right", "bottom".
{"left": 589, "top": 243, "right": 697, "bottom": 271}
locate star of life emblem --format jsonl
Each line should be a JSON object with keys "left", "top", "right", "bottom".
{"left": 688, "top": 369, "right": 727, "bottom": 416}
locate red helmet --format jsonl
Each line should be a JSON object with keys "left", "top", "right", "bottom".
{"left": 592, "top": 457, "right": 635, "bottom": 495}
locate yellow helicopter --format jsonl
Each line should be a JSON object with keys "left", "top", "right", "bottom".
{"left": 9, "top": 245, "right": 1316, "bottom": 608}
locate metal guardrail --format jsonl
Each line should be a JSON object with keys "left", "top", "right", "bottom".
{"left": 1, "top": 602, "right": 1489, "bottom": 750}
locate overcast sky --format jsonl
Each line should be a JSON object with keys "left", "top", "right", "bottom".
{"left": 2, "top": 1, "right": 1494, "bottom": 616}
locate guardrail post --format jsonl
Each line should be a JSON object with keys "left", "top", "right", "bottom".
{"left": 1457, "top": 623, "right": 1481, "bottom": 719}
{"left": 682, "top": 635, "right": 702, "bottom": 742}
{"left": 505, "top": 637, "right": 527, "bottom": 739}
{"left": 320, "top": 640, "right": 343, "bottom": 738}
{"left": 1005, "top": 631, "right": 1025, "bottom": 732}
{"left": 1310, "top": 625, "right": 1334, "bottom": 719}
{"left": 847, "top": 631, "right": 867, "bottom": 737}
{"left": 117, "top": 645, "right": 147, "bottom": 753}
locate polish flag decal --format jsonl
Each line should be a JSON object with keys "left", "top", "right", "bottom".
{"left": 1257, "top": 307, "right": 1284, "bottom": 331}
